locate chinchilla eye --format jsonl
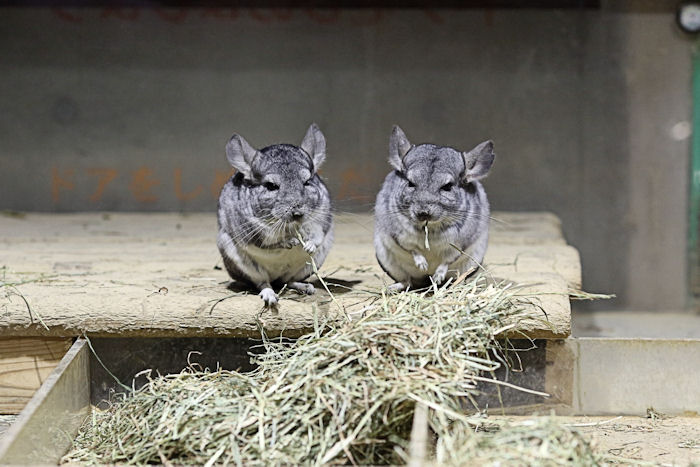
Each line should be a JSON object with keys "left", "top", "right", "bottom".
{"left": 441, "top": 183, "right": 454, "bottom": 192}
{"left": 407, "top": 180, "right": 416, "bottom": 188}
{"left": 263, "top": 182, "right": 279, "bottom": 191}
{"left": 303, "top": 179, "right": 312, "bottom": 186}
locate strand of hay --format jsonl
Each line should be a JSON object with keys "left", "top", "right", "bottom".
{"left": 62, "top": 276, "right": 589, "bottom": 466}
{"left": 0, "top": 266, "right": 51, "bottom": 330}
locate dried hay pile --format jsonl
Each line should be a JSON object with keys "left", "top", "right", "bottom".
{"left": 62, "top": 277, "right": 608, "bottom": 466}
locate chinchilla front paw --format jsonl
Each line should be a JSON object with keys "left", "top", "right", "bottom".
{"left": 284, "top": 237, "right": 301, "bottom": 249}
{"left": 303, "top": 241, "right": 317, "bottom": 255}
{"left": 387, "top": 282, "right": 407, "bottom": 293}
{"left": 413, "top": 253, "right": 428, "bottom": 272}
{"left": 259, "top": 288, "right": 278, "bottom": 306}
{"left": 432, "top": 263, "right": 449, "bottom": 284}
{"left": 288, "top": 281, "right": 315, "bottom": 295}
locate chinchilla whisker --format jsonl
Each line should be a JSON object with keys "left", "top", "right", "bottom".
{"left": 229, "top": 223, "right": 263, "bottom": 243}
{"left": 233, "top": 217, "right": 288, "bottom": 246}
{"left": 231, "top": 229, "right": 264, "bottom": 246}
{"left": 381, "top": 207, "right": 410, "bottom": 216}
{"left": 267, "top": 219, "right": 286, "bottom": 241}
{"left": 303, "top": 211, "right": 322, "bottom": 221}
{"left": 330, "top": 208, "right": 373, "bottom": 216}
{"left": 325, "top": 211, "right": 374, "bottom": 231}
{"left": 261, "top": 215, "right": 278, "bottom": 226}
{"left": 274, "top": 220, "right": 290, "bottom": 239}
{"left": 449, "top": 210, "right": 508, "bottom": 225}
{"left": 378, "top": 208, "right": 504, "bottom": 226}
{"left": 304, "top": 211, "right": 333, "bottom": 225}
{"left": 234, "top": 219, "right": 269, "bottom": 238}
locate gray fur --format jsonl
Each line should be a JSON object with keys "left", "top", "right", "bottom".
{"left": 374, "top": 125, "right": 495, "bottom": 290}
{"left": 217, "top": 123, "right": 334, "bottom": 306}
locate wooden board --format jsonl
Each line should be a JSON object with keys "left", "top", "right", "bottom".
{"left": 0, "top": 337, "right": 73, "bottom": 413}
{"left": 0, "top": 212, "right": 579, "bottom": 339}
{"left": 0, "top": 338, "right": 89, "bottom": 464}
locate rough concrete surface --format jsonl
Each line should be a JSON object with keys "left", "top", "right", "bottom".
{"left": 0, "top": 212, "right": 577, "bottom": 338}
{"left": 570, "top": 338, "right": 700, "bottom": 416}
{"left": 573, "top": 310, "right": 700, "bottom": 338}
{"left": 502, "top": 416, "right": 700, "bottom": 465}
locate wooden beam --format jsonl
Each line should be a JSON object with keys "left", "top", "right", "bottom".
{"left": 0, "top": 338, "right": 89, "bottom": 464}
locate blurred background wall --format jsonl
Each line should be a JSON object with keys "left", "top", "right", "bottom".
{"left": 0, "top": 1, "right": 693, "bottom": 312}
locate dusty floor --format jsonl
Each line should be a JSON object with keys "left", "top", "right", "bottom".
{"left": 573, "top": 310, "right": 700, "bottom": 339}
{"left": 488, "top": 415, "right": 700, "bottom": 465}
{"left": 0, "top": 413, "right": 697, "bottom": 464}
{"left": 555, "top": 415, "right": 700, "bottom": 465}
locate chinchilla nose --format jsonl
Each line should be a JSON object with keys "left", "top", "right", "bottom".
{"left": 291, "top": 209, "right": 304, "bottom": 221}
{"left": 415, "top": 211, "right": 433, "bottom": 222}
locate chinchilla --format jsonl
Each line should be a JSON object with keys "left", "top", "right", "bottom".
{"left": 217, "top": 123, "right": 334, "bottom": 306}
{"left": 374, "top": 125, "right": 495, "bottom": 291}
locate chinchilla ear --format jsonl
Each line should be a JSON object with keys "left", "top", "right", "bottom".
{"left": 462, "top": 140, "right": 495, "bottom": 182}
{"left": 301, "top": 123, "right": 326, "bottom": 172}
{"left": 389, "top": 125, "right": 412, "bottom": 172}
{"left": 226, "top": 134, "right": 259, "bottom": 179}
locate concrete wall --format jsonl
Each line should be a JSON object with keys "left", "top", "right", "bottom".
{"left": 0, "top": 4, "right": 693, "bottom": 311}
{"left": 618, "top": 4, "right": 692, "bottom": 311}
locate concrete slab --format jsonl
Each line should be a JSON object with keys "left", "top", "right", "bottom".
{"left": 488, "top": 212, "right": 568, "bottom": 246}
{"left": 466, "top": 338, "right": 700, "bottom": 417}
{"left": 486, "top": 244, "right": 581, "bottom": 289}
{"left": 573, "top": 310, "right": 700, "bottom": 338}
{"left": 0, "top": 212, "right": 575, "bottom": 338}
{"left": 571, "top": 338, "right": 700, "bottom": 416}
{"left": 499, "top": 416, "right": 700, "bottom": 465}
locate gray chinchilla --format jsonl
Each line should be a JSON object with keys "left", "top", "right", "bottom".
{"left": 217, "top": 123, "right": 334, "bottom": 306}
{"left": 374, "top": 125, "right": 495, "bottom": 291}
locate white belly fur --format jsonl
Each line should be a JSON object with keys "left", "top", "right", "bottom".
{"left": 244, "top": 244, "right": 311, "bottom": 283}
{"left": 405, "top": 243, "right": 474, "bottom": 276}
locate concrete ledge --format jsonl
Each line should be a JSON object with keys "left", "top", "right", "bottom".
{"left": 0, "top": 212, "right": 576, "bottom": 338}
{"left": 573, "top": 310, "right": 700, "bottom": 338}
